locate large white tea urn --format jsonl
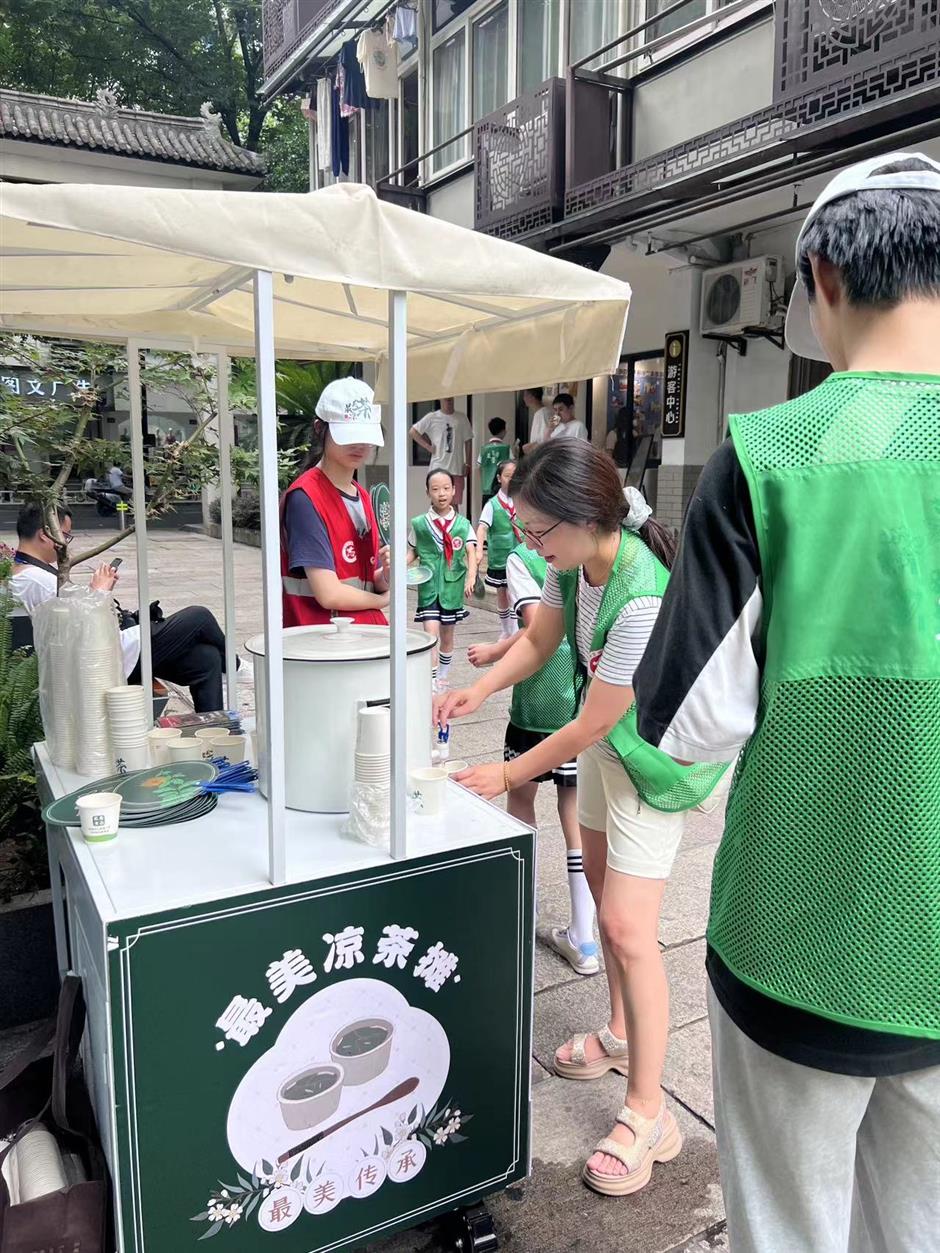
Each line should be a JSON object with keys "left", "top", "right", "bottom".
{"left": 246, "top": 620, "right": 434, "bottom": 813}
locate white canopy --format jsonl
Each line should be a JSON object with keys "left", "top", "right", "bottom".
{"left": 0, "top": 182, "right": 631, "bottom": 399}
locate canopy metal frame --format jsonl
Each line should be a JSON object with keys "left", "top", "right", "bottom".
{"left": 118, "top": 274, "right": 412, "bottom": 885}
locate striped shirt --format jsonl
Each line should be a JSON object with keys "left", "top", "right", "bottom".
{"left": 541, "top": 564, "right": 661, "bottom": 687}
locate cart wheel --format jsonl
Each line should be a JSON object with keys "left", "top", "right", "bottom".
{"left": 448, "top": 1202, "right": 498, "bottom": 1252}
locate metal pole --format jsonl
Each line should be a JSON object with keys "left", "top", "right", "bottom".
{"left": 126, "top": 340, "right": 152, "bottom": 725}
{"left": 388, "top": 291, "right": 408, "bottom": 861}
{"left": 254, "top": 271, "right": 287, "bottom": 886}
{"left": 307, "top": 114, "right": 318, "bottom": 192}
{"left": 216, "top": 350, "right": 239, "bottom": 711}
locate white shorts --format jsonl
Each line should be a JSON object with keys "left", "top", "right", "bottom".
{"left": 577, "top": 742, "right": 685, "bottom": 879}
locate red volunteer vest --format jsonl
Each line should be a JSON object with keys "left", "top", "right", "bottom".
{"left": 280, "top": 467, "right": 385, "bottom": 627}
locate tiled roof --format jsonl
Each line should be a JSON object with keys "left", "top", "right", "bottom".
{"left": 0, "top": 87, "right": 265, "bottom": 176}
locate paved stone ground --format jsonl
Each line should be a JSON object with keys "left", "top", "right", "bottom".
{"left": 2, "top": 527, "right": 727, "bottom": 1253}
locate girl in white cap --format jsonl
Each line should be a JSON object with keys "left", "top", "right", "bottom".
{"left": 280, "top": 378, "right": 390, "bottom": 627}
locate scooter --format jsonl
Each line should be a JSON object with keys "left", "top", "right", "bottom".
{"left": 85, "top": 477, "right": 133, "bottom": 517}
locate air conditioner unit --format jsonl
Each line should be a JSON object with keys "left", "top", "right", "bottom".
{"left": 699, "top": 256, "right": 783, "bottom": 336}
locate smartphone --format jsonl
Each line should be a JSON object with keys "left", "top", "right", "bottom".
{"left": 109, "top": 557, "right": 123, "bottom": 571}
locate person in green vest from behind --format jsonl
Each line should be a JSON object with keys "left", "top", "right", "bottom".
{"left": 634, "top": 152, "right": 940, "bottom": 1252}
{"left": 438, "top": 440, "right": 727, "bottom": 1197}
{"left": 476, "top": 459, "right": 522, "bottom": 639}
{"left": 407, "top": 468, "right": 478, "bottom": 690}
{"left": 478, "top": 417, "right": 512, "bottom": 504}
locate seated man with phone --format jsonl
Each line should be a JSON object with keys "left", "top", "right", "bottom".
{"left": 10, "top": 503, "right": 232, "bottom": 712}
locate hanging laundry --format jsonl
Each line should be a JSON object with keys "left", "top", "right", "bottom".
{"left": 357, "top": 26, "right": 399, "bottom": 100}
{"left": 315, "top": 77, "right": 332, "bottom": 172}
{"left": 390, "top": 4, "right": 418, "bottom": 53}
{"left": 331, "top": 75, "right": 350, "bottom": 177}
{"left": 339, "top": 38, "right": 372, "bottom": 113}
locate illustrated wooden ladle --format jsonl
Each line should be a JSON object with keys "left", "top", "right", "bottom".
{"left": 277, "top": 1076, "right": 420, "bottom": 1164}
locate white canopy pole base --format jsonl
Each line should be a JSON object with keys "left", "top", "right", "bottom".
{"left": 126, "top": 339, "right": 152, "bottom": 724}
{"left": 388, "top": 291, "right": 408, "bottom": 861}
{"left": 253, "top": 271, "right": 286, "bottom": 886}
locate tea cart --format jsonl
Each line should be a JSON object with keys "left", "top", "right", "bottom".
{"left": 1, "top": 181, "right": 631, "bottom": 1252}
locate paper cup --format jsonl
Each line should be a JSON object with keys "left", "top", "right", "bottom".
{"left": 210, "top": 733, "right": 246, "bottom": 764}
{"left": 356, "top": 706, "right": 391, "bottom": 756}
{"left": 194, "top": 728, "right": 227, "bottom": 741}
{"left": 75, "top": 792, "right": 122, "bottom": 842}
{"left": 409, "top": 767, "right": 447, "bottom": 816}
{"left": 147, "top": 728, "right": 178, "bottom": 765}
{"left": 114, "top": 744, "right": 149, "bottom": 773}
{"left": 442, "top": 759, "right": 469, "bottom": 775}
{"left": 166, "top": 737, "right": 204, "bottom": 763}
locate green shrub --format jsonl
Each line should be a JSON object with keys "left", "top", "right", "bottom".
{"left": 0, "top": 593, "right": 48, "bottom": 903}
{"left": 232, "top": 490, "right": 261, "bottom": 531}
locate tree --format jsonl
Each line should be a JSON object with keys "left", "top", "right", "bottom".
{"left": 0, "top": 334, "right": 240, "bottom": 584}
{"left": 0, "top": 0, "right": 307, "bottom": 186}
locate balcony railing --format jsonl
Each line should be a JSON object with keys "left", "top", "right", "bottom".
{"left": 262, "top": 0, "right": 342, "bottom": 83}
{"left": 474, "top": 80, "right": 566, "bottom": 239}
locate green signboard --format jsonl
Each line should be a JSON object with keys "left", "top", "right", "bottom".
{"left": 107, "top": 838, "right": 534, "bottom": 1251}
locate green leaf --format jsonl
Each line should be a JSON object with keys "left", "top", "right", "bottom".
{"left": 236, "top": 1174, "right": 251, "bottom": 1190}
{"left": 381, "top": 1126, "right": 393, "bottom": 1147}
{"left": 245, "top": 1193, "right": 262, "bottom": 1218}
{"left": 260, "top": 1159, "right": 273, "bottom": 1177}
{"left": 198, "top": 1221, "right": 224, "bottom": 1241}
{"left": 290, "top": 1156, "right": 303, "bottom": 1182}
{"left": 449, "top": 1133, "right": 468, "bottom": 1143}
{"left": 190, "top": 1212, "right": 210, "bottom": 1222}
{"left": 408, "top": 1105, "right": 418, "bottom": 1123}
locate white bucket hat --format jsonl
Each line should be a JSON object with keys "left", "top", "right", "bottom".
{"left": 315, "top": 377, "right": 384, "bottom": 447}
{"left": 785, "top": 151, "right": 940, "bottom": 362}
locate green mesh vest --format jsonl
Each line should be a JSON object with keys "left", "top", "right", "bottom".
{"left": 508, "top": 546, "right": 577, "bottom": 734}
{"left": 711, "top": 372, "right": 940, "bottom": 1039}
{"left": 410, "top": 513, "right": 473, "bottom": 611}
{"left": 486, "top": 496, "right": 521, "bottom": 571}
{"left": 479, "top": 442, "right": 511, "bottom": 497}
{"left": 558, "top": 531, "right": 729, "bottom": 812}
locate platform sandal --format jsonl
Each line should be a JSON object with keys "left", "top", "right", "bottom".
{"left": 582, "top": 1102, "right": 683, "bottom": 1197}
{"left": 554, "top": 1025, "right": 629, "bottom": 1080}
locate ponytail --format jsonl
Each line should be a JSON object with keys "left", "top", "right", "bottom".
{"left": 301, "top": 419, "right": 328, "bottom": 471}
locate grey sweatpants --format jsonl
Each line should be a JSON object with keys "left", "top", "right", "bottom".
{"left": 708, "top": 986, "right": 940, "bottom": 1253}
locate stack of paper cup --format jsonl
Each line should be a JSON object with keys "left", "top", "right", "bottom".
{"left": 105, "top": 686, "right": 150, "bottom": 773}
{"left": 73, "top": 595, "right": 123, "bottom": 776}
{"left": 354, "top": 705, "right": 390, "bottom": 786}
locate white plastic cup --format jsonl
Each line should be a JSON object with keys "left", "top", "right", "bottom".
{"left": 75, "top": 792, "right": 122, "bottom": 842}
{"left": 442, "top": 759, "right": 469, "bottom": 775}
{"left": 409, "top": 767, "right": 447, "bottom": 817}
{"left": 210, "top": 733, "right": 246, "bottom": 764}
{"left": 166, "top": 737, "right": 203, "bottom": 763}
{"left": 147, "top": 728, "right": 178, "bottom": 765}
{"left": 357, "top": 706, "right": 391, "bottom": 756}
{"left": 194, "top": 728, "right": 226, "bottom": 741}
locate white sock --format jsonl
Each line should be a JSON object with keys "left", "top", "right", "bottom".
{"left": 498, "top": 608, "right": 514, "bottom": 638}
{"left": 438, "top": 652, "right": 452, "bottom": 677}
{"left": 566, "top": 850, "right": 597, "bottom": 953}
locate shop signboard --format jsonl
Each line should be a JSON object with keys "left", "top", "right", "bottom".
{"left": 0, "top": 368, "right": 93, "bottom": 402}
{"left": 107, "top": 839, "right": 534, "bottom": 1251}
{"left": 662, "top": 332, "right": 689, "bottom": 439}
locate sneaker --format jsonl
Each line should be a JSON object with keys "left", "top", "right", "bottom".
{"left": 547, "top": 926, "right": 600, "bottom": 976}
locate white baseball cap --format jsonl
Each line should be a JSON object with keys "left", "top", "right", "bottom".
{"left": 785, "top": 151, "right": 940, "bottom": 362}
{"left": 315, "top": 377, "right": 384, "bottom": 447}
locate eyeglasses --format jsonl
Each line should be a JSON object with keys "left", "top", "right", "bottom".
{"left": 44, "top": 529, "right": 73, "bottom": 546}
{"left": 516, "top": 519, "right": 563, "bottom": 549}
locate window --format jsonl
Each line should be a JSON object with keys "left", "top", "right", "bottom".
{"left": 364, "top": 99, "right": 390, "bottom": 185}
{"left": 472, "top": 2, "right": 509, "bottom": 120}
{"left": 431, "top": 28, "right": 467, "bottom": 171}
{"left": 400, "top": 69, "right": 420, "bottom": 186}
{"left": 432, "top": 0, "right": 475, "bottom": 34}
{"left": 647, "top": 0, "right": 706, "bottom": 40}
{"left": 519, "top": 0, "right": 560, "bottom": 93}
{"left": 568, "top": 0, "right": 622, "bottom": 69}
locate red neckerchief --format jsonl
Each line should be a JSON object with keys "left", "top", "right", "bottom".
{"left": 433, "top": 513, "right": 455, "bottom": 566}
{"left": 499, "top": 493, "right": 522, "bottom": 542}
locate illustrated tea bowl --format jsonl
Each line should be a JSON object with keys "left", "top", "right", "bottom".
{"left": 329, "top": 1017, "right": 394, "bottom": 1087}
{"left": 277, "top": 1063, "right": 344, "bottom": 1132}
